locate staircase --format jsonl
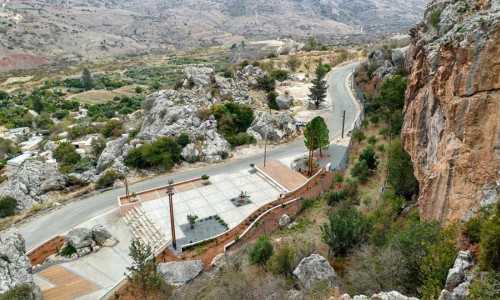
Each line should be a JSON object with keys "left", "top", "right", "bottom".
{"left": 123, "top": 206, "right": 169, "bottom": 250}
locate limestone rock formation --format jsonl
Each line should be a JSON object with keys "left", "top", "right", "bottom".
{"left": 292, "top": 254, "right": 336, "bottom": 289}
{"left": 67, "top": 228, "right": 93, "bottom": 249}
{"left": 91, "top": 224, "right": 114, "bottom": 245}
{"left": 438, "top": 250, "right": 474, "bottom": 300}
{"left": 183, "top": 66, "right": 214, "bottom": 88}
{"left": 275, "top": 93, "right": 294, "bottom": 110}
{"left": 157, "top": 260, "right": 204, "bottom": 285}
{"left": 0, "top": 232, "right": 42, "bottom": 299}
{"left": 340, "top": 291, "right": 418, "bottom": 300}
{"left": 246, "top": 111, "right": 297, "bottom": 142}
{"left": 402, "top": 0, "right": 500, "bottom": 222}
{"left": 1, "top": 160, "right": 67, "bottom": 212}
{"left": 96, "top": 137, "right": 129, "bottom": 173}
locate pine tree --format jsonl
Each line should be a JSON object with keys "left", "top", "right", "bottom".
{"left": 81, "top": 67, "right": 93, "bottom": 91}
{"left": 309, "top": 63, "right": 328, "bottom": 109}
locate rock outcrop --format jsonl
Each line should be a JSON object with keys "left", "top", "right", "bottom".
{"left": 275, "top": 93, "right": 294, "bottom": 110}
{"left": 402, "top": 0, "right": 500, "bottom": 222}
{"left": 340, "top": 291, "right": 419, "bottom": 300}
{"left": 438, "top": 250, "right": 474, "bottom": 300}
{"left": 246, "top": 111, "right": 297, "bottom": 142}
{"left": 67, "top": 228, "right": 94, "bottom": 249}
{"left": 156, "top": 260, "right": 204, "bottom": 285}
{"left": 0, "top": 232, "right": 42, "bottom": 299}
{"left": 96, "top": 137, "right": 129, "bottom": 173}
{"left": 292, "top": 254, "right": 336, "bottom": 289}
{"left": 1, "top": 160, "right": 67, "bottom": 212}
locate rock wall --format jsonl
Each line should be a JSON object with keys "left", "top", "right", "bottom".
{"left": 402, "top": 0, "right": 500, "bottom": 222}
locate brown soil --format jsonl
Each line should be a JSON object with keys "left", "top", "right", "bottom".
{"left": 0, "top": 54, "right": 47, "bottom": 72}
{"left": 28, "top": 236, "right": 67, "bottom": 266}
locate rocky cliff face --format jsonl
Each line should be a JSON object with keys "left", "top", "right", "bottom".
{"left": 402, "top": 0, "right": 500, "bottom": 222}
{"left": 0, "top": 232, "right": 42, "bottom": 299}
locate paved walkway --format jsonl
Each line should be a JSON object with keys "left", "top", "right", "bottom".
{"left": 35, "top": 265, "right": 99, "bottom": 300}
{"left": 255, "top": 160, "right": 308, "bottom": 191}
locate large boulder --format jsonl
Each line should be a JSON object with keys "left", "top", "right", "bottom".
{"left": 246, "top": 111, "right": 297, "bottom": 142}
{"left": 275, "top": 93, "right": 294, "bottom": 110}
{"left": 96, "top": 137, "right": 128, "bottom": 172}
{"left": 157, "top": 260, "right": 204, "bottom": 285}
{"left": 67, "top": 228, "right": 93, "bottom": 249}
{"left": 183, "top": 67, "right": 214, "bottom": 88}
{"left": 1, "top": 160, "right": 67, "bottom": 212}
{"left": 201, "top": 129, "right": 231, "bottom": 163}
{"left": 91, "top": 224, "right": 112, "bottom": 245}
{"left": 0, "top": 231, "right": 42, "bottom": 299}
{"left": 278, "top": 214, "right": 291, "bottom": 227}
{"left": 391, "top": 47, "right": 408, "bottom": 70}
{"left": 292, "top": 254, "right": 336, "bottom": 289}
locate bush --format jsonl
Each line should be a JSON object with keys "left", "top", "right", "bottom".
{"left": 53, "top": 142, "right": 81, "bottom": 166}
{"left": 271, "top": 70, "right": 288, "bottom": 82}
{"left": 176, "top": 133, "right": 191, "bottom": 148}
{"left": 101, "top": 119, "right": 124, "bottom": 138}
{"left": 468, "top": 271, "right": 500, "bottom": 300}
{"left": 226, "top": 133, "right": 255, "bottom": 147}
{"left": 0, "top": 283, "right": 38, "bottom": 300}
{"left": 351, "top": 160, "right": 370, "bottom": 183}
{"left": 367, "top": 136, "right": 378, "bottom": 145}
{"left": 387, "top": 139, "right": 419, "bottom": 199}
{"left": 95, "top": 170, "right": 122, "bottom": 189}
{"left": 257, "top": 75, "right": 275, "bottom": 93}
{"left": 59, "top": 244, "right": 77, "bottom": 257}
{"left": 428, "top": 9, "right": 442, "bottom": 27}
{"left": 124, "top": 137, "right": 182, "bottom": 171}
{"left": 324, "top": 189, "right": 348, "bottom": 206}
{"left": 0, "top": 196, "right": 18, "bottom": 218}
{"left": 479, "top": 202, "right": 500, "bottom": 272}
{"left": 248, "top": 235, "right": 274, "bottom": 266}
{"left": 267, "top": 244, "right": 296, "bottom": 277}
{"left": 267, "top": 91, "right": 279, "bottom": 110}
{"left": 321, "top": 206, "right": 369, "bottom": 257}
{"left": 352, "top": 131, "right": 366, "bottom": 143}
{"left": 359, "top": 146, "right": 378, "bottom": 170}
{"left": 333, "top": 173, "right": 344, "bottom": 183}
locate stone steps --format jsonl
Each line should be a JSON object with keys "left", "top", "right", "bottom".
{"left": 124, "top": 206, "right": 168, "bottom": 250}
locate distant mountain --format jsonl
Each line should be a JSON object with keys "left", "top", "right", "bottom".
{"left": 0, "top": 0, "right": 428, "bottom": 70}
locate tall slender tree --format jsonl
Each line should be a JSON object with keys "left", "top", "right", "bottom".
{"left": 304, "top": 116, "right": 329, "bottom": 157}
{"left": 309, "top": 63, "right": 328, "bottom": 108}
{"left": 81, "top": 67, "right": 94, "bottom": 91}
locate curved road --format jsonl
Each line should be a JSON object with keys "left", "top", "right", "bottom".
{"left": 16, "top": 62, "right": 360, "bottom": 250}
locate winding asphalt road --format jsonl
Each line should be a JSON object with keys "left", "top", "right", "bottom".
{"left": 15, "top": 62, "right": 360, "bottom": 250}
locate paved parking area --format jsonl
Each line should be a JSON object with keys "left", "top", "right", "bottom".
{"left": 140, "top": 169, "right": 282, "bottom": 243}
{"left": 255, "top": 160, "right": 308, "bottom": 191}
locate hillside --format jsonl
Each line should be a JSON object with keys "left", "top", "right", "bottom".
{"left": 0, "top": 0, "right": 427, "bottom": 71}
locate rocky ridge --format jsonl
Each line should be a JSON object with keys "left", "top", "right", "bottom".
{"left": 402, "top": 0, "right": 500, "bottom": 222}
{"left": 1, "top": 160, "right": 67, "bottom": 212}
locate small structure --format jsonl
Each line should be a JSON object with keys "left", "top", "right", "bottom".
{"left": 72, "top": 136, "right": 97, "bottom": 156}
{"left": 7, "top": 152, "right": 36, "bottom": 168}
{"left": 0, "top": 126, "right": 8, "bottom": 138}
{"left": 20, "top": 136, "right": 43, "bottom": 152}
{"left": 8, "top": 127, "right": 29, "bottom": 139}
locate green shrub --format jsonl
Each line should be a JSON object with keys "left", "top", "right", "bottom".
{"left": 124, "top": 137, "right": 182, "bottom": 171}
{"left": 370, "top": 115, "right": 379, "bottom": 125}
{"left": 271, "top": 70, "right": 288, "bottom": 82}
{"left": 0, "top": 283, "right": 37, "bottom": 300}
{"left": 53, "top": 142, "right": 81, "bottom": 166}
{"left": 58, "top": 244, "right": 77, "bottom": 257}
{"left": 101, "top": 119, "right": 124, "bottom": 138}
{"left": 324, "top": 189, "right": 349, "bottom": 206}
{"left": 351, "top": 160, "right": 370, "bottom": 183}
{"left": 248, "top": 235, "right": 274, "bottom": 266}
{"left": 0, "top": 196, "right": 18, "bottom": 218}
{"left": 387, "top": 139, "right": 419, "bottom": 199}
{"left": 468, "top": 271, "right": 500, "bottom": 300}
{"left": 95, "top": 170, "right": 123, "bottom": 189}
{"left": 267, "top": 91, "right": 279, "bottom": 110}
{"left": 428, "top": 9, "right": 442, "bottom": 27}
{"left": 367, "top": 136, "right": 378, "bottom": 145}
{"left": 226, "top": 133, "right": 255, "bottom": 147}
{"left": 333, "top": 173, "right": 344, "bottom": 183}
{"left": 321, "top": 206, "right": 369, "bottom": 257}
{"left": 359, "top": 146, "right": 378, "bottom": 170}
{"left": 352, "top": 131, "right": 366, "bottom": 143}
{"left": 300, "top": 198, "right": 315, "bottom": 211}
{"left": 267, "top": 244, "right": 296, "bottom": 277}
{"left": 479, "top": 202, "right": 500, "bottom": 272}
{"left": 176, "top": 133, "right": 191, "bottom": 148}
{"left": 257, "top": 75, "right": 275, "bottom": 93}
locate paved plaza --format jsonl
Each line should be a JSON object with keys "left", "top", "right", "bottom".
{"left": 139, "top": 168, "right": 283, "bottom": 247}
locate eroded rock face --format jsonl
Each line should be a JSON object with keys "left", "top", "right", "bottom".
{"left": 247, "top": 111, "right": 297, "bottom": 142}
{"left": 0, "top": 232, "right": 42, "bottom": 299}
{"left": 156, "top": 260, "right": 204, "bottom": 285}
{"left": 292, "top": 254, "right": 336, "bottom": 289}
{"left": 438, "top": 250, "right": 474, "bottom": 300}
{"left": 1, "top": 160, "right": 67, "bottom": 212}
{"left": 402, "top": 0, "right": 500, "bottom": 222}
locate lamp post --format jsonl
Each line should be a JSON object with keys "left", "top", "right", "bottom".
{"left": 166, "top": 181, "right": 176, "bottom": 250}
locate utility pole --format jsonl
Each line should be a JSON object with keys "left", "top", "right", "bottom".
{"left": 166, "top": 181, "right": 177, "bottom": 250}
{"left": 264, "top": 127, "right": 268, "bottom": 167}
{"left": 341, "top": 110, "right": 346, "bottom": 138}
{"left": 124, "top": 175, "right": 129, "bottom": 201}
{"left": 308, "top": 128, "right": 314, "bottom": 176}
